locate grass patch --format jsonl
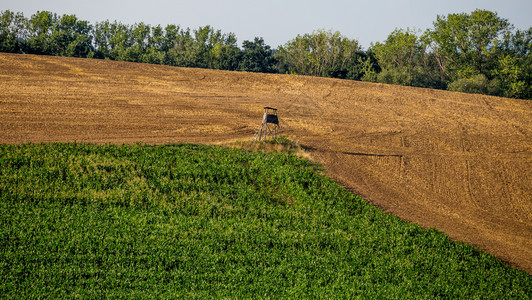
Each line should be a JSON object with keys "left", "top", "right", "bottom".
{"left": 0, "top": 143, "right": 530, "bottom": 298}
{"left": 221, "top": 135, "right": 309, "bottom": 158}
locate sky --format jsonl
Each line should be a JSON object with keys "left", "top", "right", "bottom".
{"left": 1, "top": 0, "right": 531, "bottom": 49}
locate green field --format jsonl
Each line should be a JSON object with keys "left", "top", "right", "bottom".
{"left": 0, "top": 143, "right": 530, "bottom": 298}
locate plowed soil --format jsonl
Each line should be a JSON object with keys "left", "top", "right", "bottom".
{"left": 1, "top": 53, "right": 531, "bottom": 273}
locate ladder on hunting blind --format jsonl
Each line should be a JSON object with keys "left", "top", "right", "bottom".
{"left": 253, "top": 107, "right": 280, "bottom": 143}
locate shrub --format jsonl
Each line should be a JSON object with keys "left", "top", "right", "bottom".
{"left": 448, "top": 74, "right": 500, "bottom": 95}
{"left": 377, "top": 67, "right": 413, "bottom": 86}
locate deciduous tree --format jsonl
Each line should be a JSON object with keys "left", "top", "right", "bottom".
{"left": 426, "top": 9, "right": 512, "bottom": 81}
{"left": 276, "top": 30, "right": 361, "bottom": 78}
{"left": 0, "top": 10, "right": 25, "bottom": 53}
{"left": 239, "top": 37, "right": 275, "bottom": 73}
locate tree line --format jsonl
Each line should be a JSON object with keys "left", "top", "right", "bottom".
{"left": 1, "top": 9, "right": 530, "bottom": 99}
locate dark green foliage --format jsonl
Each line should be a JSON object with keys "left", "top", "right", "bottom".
{"left": 365, "top": 10, "right": 529, "bottom": 98}
{"left": 0, "top": 10, "right": 25, "bottom": 53}
{"left": 423, "top": 9, "right": 530, "bottom": 98}
{"left": 427, "top": 10, "right": 511, "bottom": 81}
{"left": 0, "top": 10, "right": 246, "bottom": 71}
{"left": 275, "top": 30, "right": 362, "bottom": 79}
{"left": 23, "top": 11, "right": 57, "bottom": 55}
{"left": 239, "top": 37, "right": 276, "bottom": 73}
{"left": 51, "top": 14, "right": 93, "bottom": 58}
{"left": 16, "top": 11, "right": 94, "bottom": 57}
{"left": 370, "top": 28, "right": 445, "bottom": 89}
{"left": 448, "top": 74, "right": 500, "bottom": 95}
{"left": 494, "top": 28, "right": 532, "bottom": 99}
{"left": 0, "top": 143, "right": 530, "bottom": 298}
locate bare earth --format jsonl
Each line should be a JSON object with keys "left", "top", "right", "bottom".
{"left": 1, "top": 53, "right": 531, "bottom": 273}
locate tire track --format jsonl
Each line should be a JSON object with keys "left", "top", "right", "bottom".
{"left": 432, "top": 158, "right": 437, "bottom": 193}
{"left": 483, "top": 98, "right": 527, "bottom": 137}
{"left": 464, "top": 159, "right": 479, "bottom": 209}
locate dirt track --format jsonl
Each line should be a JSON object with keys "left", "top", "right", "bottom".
{"left": 1, "top": 53, "right": 531, "bottom": 273}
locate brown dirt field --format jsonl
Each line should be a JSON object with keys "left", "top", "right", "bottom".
{"left": 1, "top": 53, "right": 531, "bottom": 273}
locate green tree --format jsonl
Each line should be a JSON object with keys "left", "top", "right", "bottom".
{"left": 358, "top": 50, "right": 380, "bottom": 82}
{"left": 164, "top": 27, "right": 194, "bottom": 67}
{"left": 189, "top": 25, "right": 214, "bottom": 68}
{"left": 160, "top": 24, "right": 180, "bottom": 53}
{"left": 93, "top": 20, "right": 111, "bottom": 58}
{"left": 50, "top": 14, "right": 93, "bottom": 57}
{"left": 170, "top": 25, "right": 240, "bottom": 70}
{"left": 276, "top": 30, "right": 361, "bottom": 78}
{"left": 427, "top": 9, "right": 512, "bottom": 81}
{"left": 210, "top": 32, "right": 241, "bottom": 70}
{"left": 239, "top": 37, "right": 275, "bottom": 73}
{"left": 138, "top": 25, "right": 165, "bottom": 64}
{"left": 162, "top": 25, "right": 185, "bottom": 66}
{"left": 370, "top": 28, "right": 443, "bottom": 88}
{"left": 24, "top": 11, "right": 57, "bottom": 54}
{"left": 122, "top": 22, "right": 152, "bottom": 63}
{"left": 107, "top": 21, "right": 132, "bottom": 61}
{"left": 493, "top": 27, "right": 532, "bottom": 98}
{"left": 0, "top": 10, "right": 26, "bottom": 53}
{"left": 206, "top": 30, "right": 240, "bottom": 70}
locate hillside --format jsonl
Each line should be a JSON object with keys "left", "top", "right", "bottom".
{"left": 0, "top": 53, "right": 531, "bottom": 272}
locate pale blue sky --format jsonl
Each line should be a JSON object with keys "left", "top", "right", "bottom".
{"left": 1, "top": 0, "right": 531, "bottom": 49}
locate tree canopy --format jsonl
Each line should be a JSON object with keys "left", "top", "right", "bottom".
{"left": 275, "top": 30, "right": 362, "bottom": 79}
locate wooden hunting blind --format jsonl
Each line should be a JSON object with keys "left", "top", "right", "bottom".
{"left": 253, "top": 107, "right": 280, "bottom": 143}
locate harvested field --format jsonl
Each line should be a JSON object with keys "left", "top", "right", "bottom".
{"left": 1, "top": 53, "right": 531, "bottom": 273}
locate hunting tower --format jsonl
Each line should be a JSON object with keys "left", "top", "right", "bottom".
{"left": 253, "top": 107, "right": 280, "bottom": 143}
